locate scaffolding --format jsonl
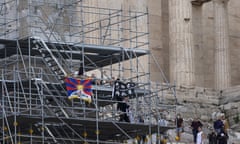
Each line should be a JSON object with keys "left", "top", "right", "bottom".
{"left": 0, "top": 0, "right": 176, "bottom": 143}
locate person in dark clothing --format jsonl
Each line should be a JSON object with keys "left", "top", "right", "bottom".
{"left": 217, "top": 128, "right": 228, "bottom": 144}
{"left": 138, "top": 115, "right": 144, "bottom": 123}
{"left": 191, "top": 117, "right": 203, "bottom": 144}
{"left": 78, "top": 67, "right": 84, "bottom": 76}
{"left": 175, "top": 114, "right": 184, "bottom": 140}
{"left": 117, "top": 96, "right": 130, "bottom": 122}
{"left": 214, "top": 115, "right": 224, "bottom": 134}
{"left": 208, "top": 131, "right": 217, "bottom": 144}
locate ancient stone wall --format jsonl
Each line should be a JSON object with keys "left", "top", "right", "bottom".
{"left": 163, "top": 86, "right": 219, "bottom": 119}
{"left": 220, "top": 85, "right": 240, "bottom": 131}
{"left": 161, "top": 85, "right": 240, "bottom": 132}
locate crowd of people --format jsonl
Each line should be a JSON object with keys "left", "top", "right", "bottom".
{"left": 212, "top": 113, "right": 229, "bottom": 144}
{"left": 174, "top": 112, "right": 229, "bottom": 144}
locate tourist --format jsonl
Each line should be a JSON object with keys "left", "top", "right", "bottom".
{"left": 208, "top": 130, "right": 217, "bottom": 144}
{"left": 196, "top": 126, "right": 205, "bottom": 144}
{"left": 191, "top": 116, "right": 203, "bottom": 144}
{"left": 217, "top": 128, "right": 228, "bottom": 144}
{"left": 221, "top": 113, "right": 229, "bottom": 133}
{"left": 159, "top": 114, "right": 168, "bottom": 126}
{"left": 213, "top": 113, "right": 224, "bottom": 134}
{"left": 175, "top": 113, "right": 184, "bottom": 140}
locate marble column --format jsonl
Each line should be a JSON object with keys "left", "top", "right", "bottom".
{"left": 213, "top": 0, "right": 231, "bottom": 90}
{"left": 169, "top": 0, "right": 195, "bottom": 86}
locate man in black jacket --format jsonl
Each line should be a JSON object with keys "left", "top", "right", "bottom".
{"left": 117, "top": 96, "right": 130, "bottom": 122}
{"left": 191, "top": 117, "right": 203, "bottom": 144}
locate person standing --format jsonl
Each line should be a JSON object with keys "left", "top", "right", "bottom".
{"left": 222, "top": 114, "right": 229, "bottom": 132}
{"left": 214, "top": 114, "right": 224, "bottom": 134}
{"left": 217, "top": 128, "right": 228, "bottom": 144}
{"left": 191, "top": 117, "right": 203, "bottom": 144}
{"left": 175, "top": 114, "right": 184, "bottom": 140}
{"left": 117, "top": 96, "right": 130, "bottom": 122}
{"left": 196, "top": 126, "right": 205, "bottom": 144}
{"left": 221, "top": 113, "right": 229, "bottom": 143}
{"left": 208, "top": 130, "right": 217, "bottom": 144}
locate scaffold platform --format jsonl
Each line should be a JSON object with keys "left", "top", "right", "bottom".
{"left": 1, "top": 115, "right": 173, "bottom": 142}
{"left": 0, "top": 1, "right": 176, "bottom": 143}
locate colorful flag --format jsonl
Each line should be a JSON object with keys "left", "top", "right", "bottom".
{"left": 65, "top": 77, "right": 92, "bottom": 103}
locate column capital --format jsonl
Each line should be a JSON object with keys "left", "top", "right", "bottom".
{"left": 191, "top": 0, "right": 211, "bottom": 6}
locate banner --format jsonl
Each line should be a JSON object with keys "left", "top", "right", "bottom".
{"left": 112, "top": 79, "right": 135, "bottom": 100}
{"left": 65, "top": 77, "right": 92, "bottom": 103}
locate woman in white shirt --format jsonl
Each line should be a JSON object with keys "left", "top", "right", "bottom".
{"left": 197, "top": 126, "right": 205, "bottom": 144}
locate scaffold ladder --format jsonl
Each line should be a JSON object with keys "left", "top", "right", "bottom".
{"left": 33, "top": 77, "right": 69, "bottom": 118}
{"left": 32, "top": 37, "right": 67, "bottom": 82}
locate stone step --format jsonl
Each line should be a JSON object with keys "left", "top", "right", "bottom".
{"left": 222, "top": 85, "right": 240, "bottom": 95}
{"left": 220, "top": 92, "right": 240, "bottom": 104}
{"left": 222, "top": 91, "right": 240, "bottom": 98}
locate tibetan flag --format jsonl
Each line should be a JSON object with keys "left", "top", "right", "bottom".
{"left": 65, "top": 77, "right": 92, "bottom": 103}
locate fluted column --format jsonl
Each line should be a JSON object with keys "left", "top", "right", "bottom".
{"left": 169, "top": 0, "right": 195, "bottom": 86}
{"left": 213, "top": 0, "right": 231, "bottom": 90}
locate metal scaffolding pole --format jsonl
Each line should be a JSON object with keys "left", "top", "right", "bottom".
{"left": 0, "top": 0, "right": 176, "bottom": 143}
